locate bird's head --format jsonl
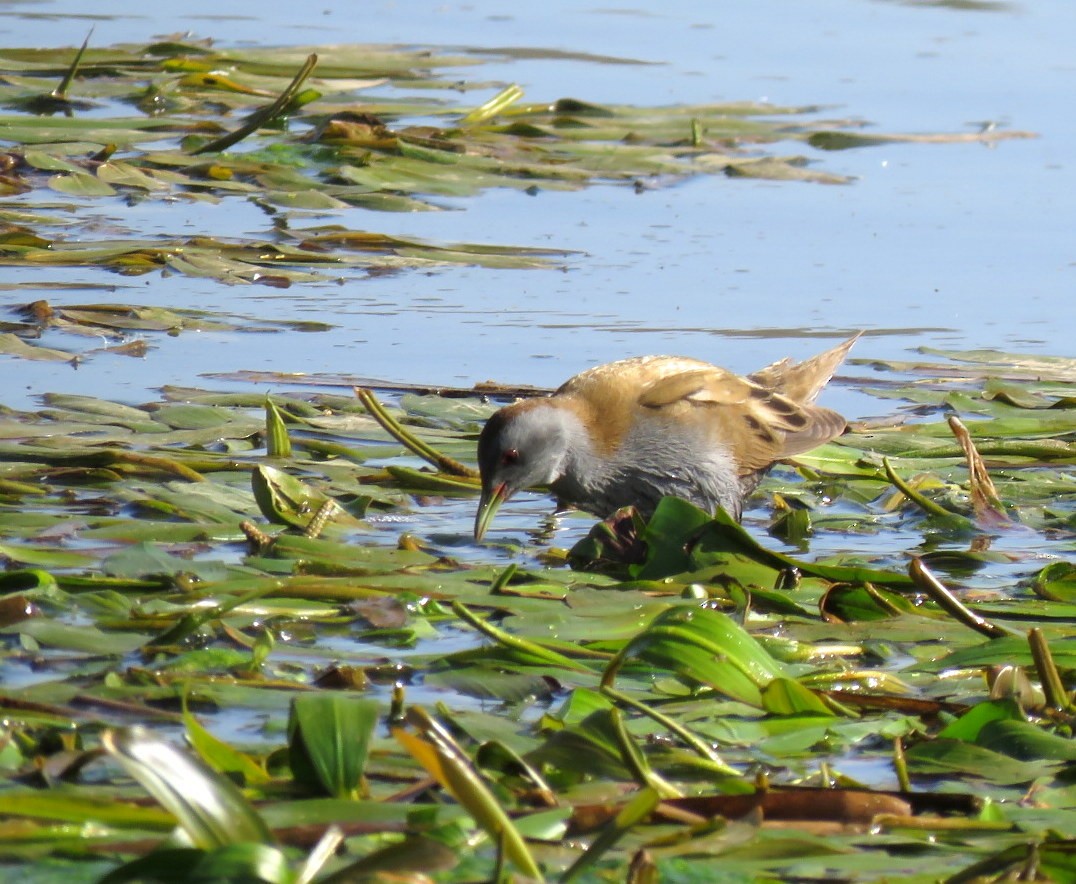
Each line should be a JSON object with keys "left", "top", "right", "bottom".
{"left": 474, "top": 400, "right": 573, "bottom": 540}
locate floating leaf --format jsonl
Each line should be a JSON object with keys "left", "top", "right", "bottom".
{"left": 0, "top": 331, "right": 74, "bottom": 361}
{"left": 48, "top": 171, "right": 117, "bottom": 196}
{"left": 602, "top": 605, "right": 787, "bottom": 706}
{"left": 976, "top": 719, "right": 1076, "bottom": 762}
{"left": 903, "top": 738, "right": 1060, "bottom": 785}
{"left": 1031, "top": 562, "right": 1076, "bottom": 602}
{"left": 251, "top": 464, "right": 337, "bottom": 529}
{"left": 0, "top": 35, "right": 1071, "bottom": 883}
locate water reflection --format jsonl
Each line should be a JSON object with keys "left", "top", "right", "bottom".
{"left": 0, "top": 0, "right": 1071, "bottom": 415}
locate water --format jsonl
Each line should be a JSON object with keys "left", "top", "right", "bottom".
{"left": 0, "top": 5, "right": 1072, "bottom": 842}
{"left": 3, "top": 0, "right": 1072, "bottom": 365}
{"left": 0, "top": 0, "right": 1072, "bottom": 533}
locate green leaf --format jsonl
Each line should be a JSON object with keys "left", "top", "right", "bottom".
{"left": 189, "top": 843, "right": 293, "bottom": 883}
{"left": 98, "top": 848, "right": 206, "bottom": 884}
{"left": 1, "top": 618, "right": 147, "bottom": 654}
{"left": 48, "top": 170, "right": 118, "bottom": 195}
{"left": 936, "top": 698, "right": 1024, "bottom": 742}
{"left": 923, "top": 635, "right": 1076, "bottom": 672}
{"left": 904, "top": 738, "right": 1060, "bottom": 785}
{"left": 287, "top": 694, "right": 378, "bottom": 799}
{"left": 100, "top": 844, "right": 294, "bottom": 884}
{"left": 250, "top": 464, "right": 336, "bottom": 529}
{"left": 630, "top": 496, "right": 713, "bottom": 579}
{"left": 602, "top": 605, "right": 787, "bottom": 706}
{"left": 631, "top": 497, "right": 913, "bottom": 587}
{"left": 0, "top": 568, "right": 59, "bottom": 593}
{"left": 819, "top": 583, "right": 922, "bottom": 622}
{"left": 1031, "top": 562, "right": 1076, "bottom": 602}
{"left": 562, "top": 786, "right": 661, "bottom": 882}
{"left": 761, "top": 677, "right": 837, "bottom": 716}
{"left": 0, "top": 788, "right": 175, "bottom": 829}
{"left": 101, "top": 726, "right": 274, "bottom": 850}
{"left": 185, "top": 705, "right": 270, "bottom": 786}
{"left": 395, "top": 707, "right": 543, "bottom": 881}
{"left": 976, "top": 719, "right": 1076, "bottom": 762}
{"left": 264, "top": 395, "right": 292, "bottom": 458}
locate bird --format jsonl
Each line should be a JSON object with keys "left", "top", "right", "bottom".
{"left": 474, "top": 334, "right": 859, "bottom": 540}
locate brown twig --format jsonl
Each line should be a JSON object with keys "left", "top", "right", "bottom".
{"left": 908, "top": 558, "right": 1018, "bottom": 639}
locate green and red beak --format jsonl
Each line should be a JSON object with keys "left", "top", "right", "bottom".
{"left": 474, "top": 481, "right": 510, "bottom": 541}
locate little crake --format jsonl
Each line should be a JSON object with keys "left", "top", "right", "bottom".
{"left": 474, "top": 334, "right": 859, "bottom": 540}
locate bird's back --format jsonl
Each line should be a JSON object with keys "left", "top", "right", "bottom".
{"left": 556, "top": 355, "right": 716, "bottom": 398}
{"left": 554, "top": 355, "right": 733, "bottom": 459}
{"left": 551, "top": 340, "right": 854, "bottom": 489}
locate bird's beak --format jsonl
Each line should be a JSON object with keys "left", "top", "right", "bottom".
{"left": 474, "top": 482, "right": 509, "bottom": 541}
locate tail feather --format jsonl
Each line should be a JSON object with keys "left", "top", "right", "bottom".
{"left": 748, "top": 332, "right": 861, "bottom": 404}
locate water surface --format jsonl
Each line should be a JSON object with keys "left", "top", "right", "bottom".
{"left": 1, "top": 0, "right": 1071, "bottom": 409}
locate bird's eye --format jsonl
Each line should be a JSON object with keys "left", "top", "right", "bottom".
{"left": 501, "top": 448, "right": 520, "bottom": 467}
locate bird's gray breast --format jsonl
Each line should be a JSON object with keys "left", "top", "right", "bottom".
{"left": 553, "top": 416, "right": 744, "bottom": 519}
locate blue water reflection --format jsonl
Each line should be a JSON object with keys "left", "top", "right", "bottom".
{"left": 1, "top": 0, "right": 1072, "bottom": 408}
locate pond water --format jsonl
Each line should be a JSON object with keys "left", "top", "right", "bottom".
{"left": 0, "top": 9, "right": 1074, "bottom": 861}
{"left": 0, "top": 0, "right": 1072, "bottom": 555}
{"left": 2, "top": 0, "right": 1072, "bottom": 406}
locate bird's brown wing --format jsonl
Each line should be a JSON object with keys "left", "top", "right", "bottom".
{"left": 771, "top": 404, "right": 847, "bottom": 458}
{"left": 637, "top": 367, "right": 846, "bottom": 475}
{"left": 559, "top": 357, "right": 718, "bottom": 455}
{"left": 636, "top": 368, "right": 751, "bottom": 410}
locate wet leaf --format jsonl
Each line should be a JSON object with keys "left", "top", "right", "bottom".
{"left": 0, "top": 331, "right": 74, "bottom": 361}
{"left": 185, "top": 706, "right": 270, "bottom": 787}
{"left": 251, "top": 464, "right": 337, "bottom": 529}
{"left": 936, "top": 699, "right": 1023, "bottom": 742}
{"left": 264, "top": 396, "right": 292, "bottom": 458}
{"left": 761, "top": 678, "right": 838, "bottom": 716}
{"left": 1031, "top": 562, "right": 1076, "bottom": 602}
{"left": 602, "top": 605, "right": 788, "bottom": 706}
{"left": 101, "top": 726, "right": 274, "bottom": 849}
{"left": 395, "top": 707, "right": 543, "bottom": 880}
{"left": 0, "top": 35, "right": 1071, "bottom": 882}
{"left": 904, "top": 738, "right": 1059, "bottom": 785}
{"left": 48, "top": 171, "right": 117, "bottom": 196}
{"left": 976, "top": 719, "right": 1076, "bottom": 762}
